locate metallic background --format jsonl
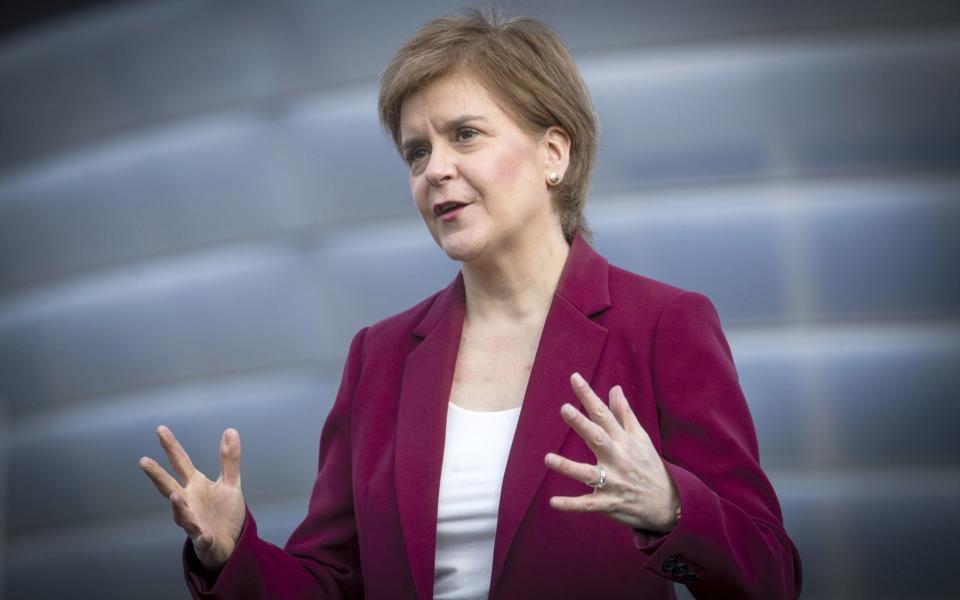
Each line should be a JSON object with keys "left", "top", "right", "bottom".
{"left": 1, "top": 1, "right": 958, "bottom": 598}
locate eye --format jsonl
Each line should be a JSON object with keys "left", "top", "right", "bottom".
{"left": 455, "top": 127, "right": 479, "bottom": 142}
{"left": 405, "top": 146, "right": 429, "bottom": 165}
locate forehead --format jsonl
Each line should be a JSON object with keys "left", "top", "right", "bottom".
{"left": 399, "top": 74, "right": 508, "bottom": 136}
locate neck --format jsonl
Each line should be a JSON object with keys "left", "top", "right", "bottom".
{"left": 460, "top": 227, "right": 571, "bottom": 324}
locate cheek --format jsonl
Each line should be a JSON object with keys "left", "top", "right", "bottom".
{"left": 494, "top": 141, "right": 540, "bottom": 190}
{"left": 410, "top": 177, "right": 428, "bottom": 209}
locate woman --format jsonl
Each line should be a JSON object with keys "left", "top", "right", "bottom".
{"left": 140, "top": 9, "right": 802, "bottom": 599}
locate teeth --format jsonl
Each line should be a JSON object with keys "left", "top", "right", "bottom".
{"left": 441, "top": 203, "right": 462, "bottom": 214}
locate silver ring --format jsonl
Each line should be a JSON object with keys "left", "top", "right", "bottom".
{"left": 589, "top": 464, "right": 607, "bottom": 489}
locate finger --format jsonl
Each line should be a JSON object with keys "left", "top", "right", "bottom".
{"left": 608, "top": 386, "right": 626, "bottom": 430}
{"left": 549, "top": 492, "right": 618, "bottom": 514}
{"left": 611, "top": 386, "right": 651, "bottom": 443}
{"left": 545, "top": 452, "right": 605, "bottom": 487}
{"left": 139, "top": 456, "right": 184, "bottom": 498}
{"left": 570, "top": 373, "right": 623, "bottom": 438}
{"left": 170, "top": 491, "right": 202, "bottom": 539}
{"left": 560, "top": 402, "right": 616, "bottom": 459}
{"left": 219, "top": 428, "right": 242, "bottom": 487}
{"left": 157, "top": 425, "right": 197, "bottom": 483}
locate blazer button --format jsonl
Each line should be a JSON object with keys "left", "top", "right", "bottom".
{"left": 680, "top": 572, "right": 698, "bottom": 583}
{"left": 662, "top": 557, "right": 679, "bottom": 572}
{"left": 672, "top": 564, "right": 689, "bottom": 576}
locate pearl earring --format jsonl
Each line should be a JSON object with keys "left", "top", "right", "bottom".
{"left": 548, "top": 172, "right": 561, "bottom": 185}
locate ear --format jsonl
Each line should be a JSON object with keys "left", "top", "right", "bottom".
{"left": 540, "top": 126, "right": 571, "bottom": 178}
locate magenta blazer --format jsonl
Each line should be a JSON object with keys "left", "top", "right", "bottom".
{"left": 183, "top": 233, "right": 802, "bottom": 599}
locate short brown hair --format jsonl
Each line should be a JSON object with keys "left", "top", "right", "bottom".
{"left": 378, "top": 8, "right": 598, "bottom": 243}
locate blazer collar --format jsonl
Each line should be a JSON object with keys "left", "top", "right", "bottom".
{"left": 554, "top": 232, "right": 612, "bottom": 318}
{"left": 396, "top": 232, "right": 611, "bottom": 599}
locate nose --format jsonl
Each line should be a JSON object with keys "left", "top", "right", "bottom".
{"left": 423, "top": 144, "right": 456, "bottom": 187}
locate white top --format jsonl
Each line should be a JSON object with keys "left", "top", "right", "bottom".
{"left": 433, "top": 402, "right": 522, "bottom": 600}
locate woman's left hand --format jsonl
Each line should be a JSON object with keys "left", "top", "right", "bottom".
{"left": 545, "top": 372, "right": 681, "bottom": 532}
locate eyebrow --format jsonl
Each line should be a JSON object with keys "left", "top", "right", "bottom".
{"left": 401, "top": 115, "right": 488, "bottom": 154}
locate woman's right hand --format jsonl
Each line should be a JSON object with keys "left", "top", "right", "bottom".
{"left": 139, "top": 425, "right": 246, "bottom": 570}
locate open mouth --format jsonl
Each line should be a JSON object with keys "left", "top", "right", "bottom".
{"left": 434, "top": 201, "right": 468, "bottom": 217}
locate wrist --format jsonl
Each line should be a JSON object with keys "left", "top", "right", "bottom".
{"left": 657, "top": 501, "right": 682, "bottom": 532}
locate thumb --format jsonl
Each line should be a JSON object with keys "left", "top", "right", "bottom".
{"left": 219, "top": 428, "right": 242, "bottom": 487}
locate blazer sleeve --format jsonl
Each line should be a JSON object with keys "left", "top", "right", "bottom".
{"left": 182, "top": 327, "right": 369, "bottom": 600}
{"left": 633, "top": 292, "right": 803, "bottom": 599}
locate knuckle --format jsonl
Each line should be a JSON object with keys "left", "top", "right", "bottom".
{"left": 607, "top": 494, "right": 624, "bottom": 511}
{"left": 624, "top": 466, "right": 643, "bottom": 483}
{"left": 635, "top": 455, "right": 653, "bottom": 470}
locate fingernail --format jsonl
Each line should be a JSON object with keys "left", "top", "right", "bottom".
{"left": 572, "top": 372, "right": 584, "bottom": 385}
{"left": 545, "top": 453, "right": 557, "bottom": 467}
{"left": 561, "top": 403, "right": 576, "bottom": 417}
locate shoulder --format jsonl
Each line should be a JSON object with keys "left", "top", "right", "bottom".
{"left": 352, "top": 287, "right": 446, "bottom": 355}
{"left": 598, "top": 264, "right": 735, "bottom": 391}
{"left": 606, "top": 262, "right": 716, "bottom": 317}
{"left": 607, "top": 264, "right": 688, "bottom": 306}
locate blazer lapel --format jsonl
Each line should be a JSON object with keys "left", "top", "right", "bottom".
{"left": 489, "top": 234, "right": 611, "bottom": 591}
{"left": 395, "top": 274, "right": 466, "bottom": 600}
{"left": 395, "top": 234, "right": 611, "bottom": 599}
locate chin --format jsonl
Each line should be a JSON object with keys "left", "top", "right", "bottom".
{"left": 436, "top": 230, "right": 487, "bottom": 263}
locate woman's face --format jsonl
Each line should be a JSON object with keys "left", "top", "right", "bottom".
{"left": 399, "top": 73, "right": 562, "bottom": 263}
